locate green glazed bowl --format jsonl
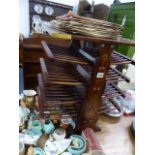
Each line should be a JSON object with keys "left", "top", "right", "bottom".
{"left": 26, "top": 128, "right": 42, "bottom": 137}
{"left": 30, "top": 120, "right": 42, "bottom": 131}
{"left": 34, "top": 147, "right": 45, "bottom": 155}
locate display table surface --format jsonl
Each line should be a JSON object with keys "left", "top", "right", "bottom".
{"left": 96, "top": 115, "right": 134, "bottom": 155}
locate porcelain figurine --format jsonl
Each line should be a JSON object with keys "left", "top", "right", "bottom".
{"left": 43, "top": 120, "right": 55, "bottom": 134}
{"left": 67, "top": 135, "right": 87, "bottom": 155}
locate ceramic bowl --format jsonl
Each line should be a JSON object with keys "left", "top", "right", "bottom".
{"left": 23, "top": 90, "right": 37, "bottom": 97}
{"left": 30, "top": 120, "right": 42, "bottom": 130}
{"left": 19, "top": 106, "right": 30, "bottom": 122}
{"left": 67, "top": 135, "right": 86, "bottom": 155}
{"left": 26, "top": 128, "right": 42, "bottom": 137}
{"left": 34, "top": 147, "right": 45, "bottom": 155}
{"left": 53, "top": 128, "right": 66, "bottom": 140}
{"left": 61, "top": 152, "right": 72, "bottom": 155}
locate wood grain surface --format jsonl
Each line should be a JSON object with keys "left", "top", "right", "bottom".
{"left": 95, "top": 115, "right": 135, "bottom": 155}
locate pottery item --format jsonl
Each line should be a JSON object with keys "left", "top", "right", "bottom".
{"left": 53, "top": 128, "right": 66, "bottom": 140}
{"left": 49, "top": 134, "right": 54, "bottom": 142}
{"left": 60, "top": 115, "right": 72, "bottom": 130}
{"left": 67, "top": 135, "right": 87, "bottom": 155}
{"left": 19, "top": 106, "right": 30, "bottom": 124}
{"left": 19, "top": 132, "right": 41, "bottom": 145}
{"left": 29, "top": 120, "right": 42, "bottom": 131}
{"left": 43, "top": 120, "right": 55, "bottom": 134}
{"left": 27, "top": 146, "right": 34, "bottom": 155}
{"left": 50, "top": 109, "right": 61, "bottom": 125}
{"left": 44, "top": 139, "right": 71, "bottom": 155}
{"left": 19, "top": 119, "right": 25, "bottom": 131}
{"left": 34, "top": 147, "right": 45, "bottom": 155}
{"left": 23, "top": 90, "right": 37, "bottom": 109}
{"left": 19, "top": 142, "right": 25, "bottom": 155}
{"left": 61, "top": 152, "right": 72, "bottom": 155}
{"left": 26, "top": 128, "right": 42, "bottom": 137}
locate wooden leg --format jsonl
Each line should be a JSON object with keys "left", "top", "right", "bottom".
{"left": 74, "top": 44, "right": 113, "bottom": 133}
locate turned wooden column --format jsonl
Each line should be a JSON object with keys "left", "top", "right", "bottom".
{"left": 74, "top": 44, "right": 113, "bottom": 133}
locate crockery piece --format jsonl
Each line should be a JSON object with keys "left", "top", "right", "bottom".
{"left": 67, "top": 135, "right": 87, "bottom": 155}
{"left": 23, "top": 90, "right": 37, "bottom": 97}
{"left": 60, "top": 115, "right": 72, "bottom": 130}
{"left": 34, "top": 147, "right": 45, "bottom": 155}
{"left": 44, "top": 139, "right": 71, "bottom": 155}
{"left": 43, "top": 120, "right": 55, "bottom": 134}
{"left": 45, "top": 6, "right": 54, "bottom": 16}
{"left": 19, "top": 142, "right": 25, "bottom": 155}
{"left": 61, "top": 152, "right": 72, "bottom": 155}
{"left": 34, "top": 4, "right": 43, "bottom": 14}
{"left": 23, "top": 90, "right": 37, "bottom": 107}
{"left": 27, "top": 146, "right": 34, "bottom": 155}
{"left": 29, "top": 120, "right": 42, "bottom": 131}
{"left": 53, "top": 128, "right": 66, "bottom": 140}
{"left": 26, "top": 128, "right": 42, "bottom": 137}
{"left": 19, "top": 119, "right": 25, "bottom": 131}
{"left": 19, "top": 106, "right": 30, "bottom": 130}
{"left": 19, "top": 132, "right": 41, "bottom": 145}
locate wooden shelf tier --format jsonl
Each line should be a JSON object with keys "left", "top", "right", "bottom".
{"left": 37, "top": 72, "right": 125, "bottom": 119}
{"left": 40, "top": 58, "right": 86, "bottom": 86}
{"left": 41, "top": 41, "right": 91, "bottom": 65}
{"left": 79, "top": 65, "right": 130, "bottom": 83}
{"left": 102, "top": 83, "right": 125, "bottom": 100}
{"left": 111, "top": 51, "right": 135, "bottom": 65}
{"left": 37, "top": 73, "right": 83, "bottom": 118}
{"left": 82, "top": 48, "right": 135, "bottom": 65}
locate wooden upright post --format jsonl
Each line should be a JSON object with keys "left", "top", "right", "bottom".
{"left": 74, "top": 44, "right": 113, "bottom": 133}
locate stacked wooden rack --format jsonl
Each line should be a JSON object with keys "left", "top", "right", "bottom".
{"left": 35, "top": 34, "right": 135, "bottom": 133}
